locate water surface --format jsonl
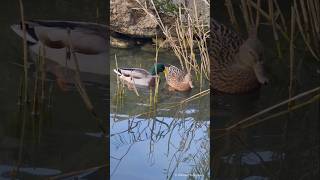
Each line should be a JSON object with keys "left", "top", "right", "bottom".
{"left": 212, "top": 1, "right": 319, "bottom": 179}
{"left": 0, "top": 0, "right": 107, "bottom": 179}
{"left": 110, "top": 47, "right": 210, "bottom": 180}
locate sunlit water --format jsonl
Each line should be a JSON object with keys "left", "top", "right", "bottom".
{"left": 110, "top": 47, "right": 210, "bottom": 180}
{"left": 0, "top": 0, "right": 319, "bottom": 179}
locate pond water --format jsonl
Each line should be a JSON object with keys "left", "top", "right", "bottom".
{"left": 109, "top": 47, "right": 210, "bottom": 180}
{"left": 0, "top": 0, "right": 108, "bottom": 179}
{"left": 212, "top": 1, "right": 319, "bottom": 179}
{"left": 0, "top": 1, "right": 210, "bottom": 179}
{"left": 0, "top": 0, "right": 319, "bottom": 180}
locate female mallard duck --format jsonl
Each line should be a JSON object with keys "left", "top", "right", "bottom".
{"left": 163, "top": 65, "right": 194, "bottom": 91}
{"left": 210, "top": 19, "right": 269, "bottom": 93}
{"left": 11, "top": 20, "right": 108, "bottom": 75}
{"left": 113, "top": 63, "right": 166, "bottom": 88}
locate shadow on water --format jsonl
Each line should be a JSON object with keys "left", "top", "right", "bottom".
{"left": 0, "top": 0, "right": 108, "bottom": 179}
{"left": 212, "top": 0, "right": 319, "bottom": 179}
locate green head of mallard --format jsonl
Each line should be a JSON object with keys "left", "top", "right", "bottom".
{"left": 149, "top": 63, "right": 167, "bottom": 75}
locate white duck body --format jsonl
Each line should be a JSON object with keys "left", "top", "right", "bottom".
{"left": 28, "top": 43, "right": 108, "bottom": 75}
{"left": 11, "top": 20, "right": 108, "bottom": 75}
{"left": 113, "top": 68, "right": 157, "bottom": 87}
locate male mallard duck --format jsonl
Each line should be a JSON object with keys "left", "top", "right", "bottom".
{"left": 11, "top": 20, "right": 108, "bottom": 75}
{"left": 163, "top": 65, "right": 194, "bottom": 91}
{"left": 210, "top": 19, "right": 268, "bottom": 93}
{"left": 113, "top": 63, "right": 166, "bottom": 87}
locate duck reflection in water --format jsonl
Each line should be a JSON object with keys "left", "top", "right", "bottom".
{"left": 11, "top": 20, "right": 108, "bottom": 90}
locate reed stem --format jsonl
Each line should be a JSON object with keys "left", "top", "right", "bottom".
{"left": 18, "top": 0, "right": 28, "bottom": 103}
{"left": 288, "top": 7, "right": 295, "bottom": 107}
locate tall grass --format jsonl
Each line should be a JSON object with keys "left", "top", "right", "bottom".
{"left": 225, "top": 0, "right": 239, "bottom": 31}
{"left": 64, "top": 30, "right": 106, "bottom": 134}
{"left": 213, "top": 1, "right": 319, "bottom": 178}
{"left": 18, "top": 0, "right": 28, "bottom": 103}
{"left": 113, "top": 0, "right": 211, "bottom": 112}
{"left": 12, "top": 0, "right": 29, "bottom": 178}
{"left": 113, "top": 54, "right": 126, "bottom": 120}
{"left": 135, "top": 0, "right": 210, "bottom": 84}
{"left": 220, "top": 86, "right": 319, "bottom": 132}
{"left": 10, "top": 1, "right": 108, "bottom": 178}
{"left": 111, "top": 1, "right": 211, "bottom": 178}
{"left": 218, "top": 0, "right": 320, "bottom": 123}
{"left": 233, "top": 0, "right": 320, "bottom": 60}
{"left": 294, "top": 0, "right": 320, "bottom": 60}
{"left": 289, "top": 6, "right": 295, "bottom": 106}
{"left": 214, "top": 0, "right": 320, "bottom": 133}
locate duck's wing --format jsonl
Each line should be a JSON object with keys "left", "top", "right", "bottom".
{"left": 114, "top": 68, "right": 150, "bottom": 79}
{"left": 29, "top": 20, "right": 107, "bottom": 38}
{"left": 210, "top": 19, "right": 244, "bottom": 63}
{"left": 167, "top": 65, "right": 185, "bottom": 81}
{"left": 11, "top": 20, "right": 107, "bottom": 54}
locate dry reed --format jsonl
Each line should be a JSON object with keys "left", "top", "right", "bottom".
{"left": 225, "top": 86, "right": 320, "bottom": 132}
{"left": 289, "top": 7, "right": 295, "bottom": 107}
{"left": 135, "top": 0, "right": 210, "bottom": 83}
{"left": 18, "top": 0, "right": 28, "bottom": 103}
{"left": 65, "top": 29, "right": 106, "bottom": 134}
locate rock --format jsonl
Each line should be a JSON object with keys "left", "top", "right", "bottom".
{"left": 110, "top": 0, "right": 209, "bottom": 43}
{"left": 110, "top": 36, "right": 135, "bottom": 48}
{"left": 182, "top": 0, "right": 210, "bottom": 25}
{"left": 140, "top": 42, "right": 168, "bottom": 53}
{"left": 110, "top": 0, "right": 163, "bottom": 38}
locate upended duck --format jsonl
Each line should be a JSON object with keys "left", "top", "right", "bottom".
{"left": 11, "top": 20, "right": 108, "bottom": 75}
{"left": 210, "top": 19, "right": 269, "bottom": 93}
{"left": 113, "top": 63, "right": 166, "bottom": 88}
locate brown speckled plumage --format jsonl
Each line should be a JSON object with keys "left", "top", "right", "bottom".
{"left": 210, "top": 20, "right": 267, "bottom": 93}
{"left": 164, "top": 65, "right": 193, "bottom": 91}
